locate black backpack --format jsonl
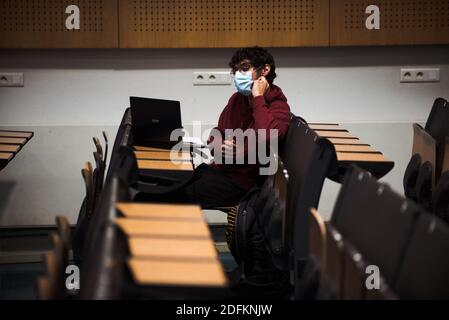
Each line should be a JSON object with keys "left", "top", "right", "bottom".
{"left": 226, "top": 179, "right": 290, "bottom": 298}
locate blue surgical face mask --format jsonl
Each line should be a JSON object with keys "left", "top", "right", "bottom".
{"left": 233, "top": 66, "right": 264, "bottom": 96}
{"left": 233, "top": 70, "right": 253, "bottom": 96}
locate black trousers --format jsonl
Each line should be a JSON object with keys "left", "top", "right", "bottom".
{"left": 133, "top": 163, "right": 247, "bottom": 209}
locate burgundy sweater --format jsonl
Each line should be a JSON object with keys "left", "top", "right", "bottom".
{"left": 208, "top": 85, "right": 291, "bottom": 190}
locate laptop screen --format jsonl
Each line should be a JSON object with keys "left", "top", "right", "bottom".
{"left": 130, "top": 96, "right": 183, "bottom": 146}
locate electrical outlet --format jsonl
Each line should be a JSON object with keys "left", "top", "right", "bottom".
{"left": 193, "top": 72, "right": 232, "bottom": 85}
{"left": 400, "top": 68, "right": 440, "bottom": 83}
{"left": 0, "top": 73, "right": 24, "bottom": 87}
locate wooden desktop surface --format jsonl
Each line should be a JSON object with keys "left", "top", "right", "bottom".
{"left": 0, "top": 131, "right": 33, "bottom": 139}
{"left": 316, "top": 130, "right": 355, "bottom": 139}
{"left": 127, "top": 237, "right": 218, "bottom": 259}
{"left": 137, "top": 159, "right": 193, "bottom": 171}
{"left": 115, "top": 218, "right": 210, "bottom": 238}
{"left": 128, "top": 258, "right": 227, "bottom": 287}
{"left": 0, "top": 153, "right": 13, "bottom": 161}
{"left": 0, "top": 137, "right": 26, "bottom": 145}
{"left": 334, "top": 145, "right": 377, "bottom": 153}
{"left": 337, "top": 152, "right": 389, "bottom": 162}
{"left": 327, "top": 138, "right": 364, "bottom": 145}
{"left": 134, "top": 151, "right": 191, "bottom": 161}
{"left": 0, "top": 144, "right": 20, "bottom": 153}
{"left": 309, "top": 124, "right": 345, "bottom": 131}
{"left": 116, "top": 203, "right": 203, "bottom": 220}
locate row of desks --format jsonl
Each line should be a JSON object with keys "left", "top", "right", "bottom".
{"left": 308, "top": 123, "right": 394, "bottom": 179}
{"left": 115, "top": 203, "right": 227, "bottom": 290}
{"left": 0, "top": 130, "right": 34, "bottom": 171}
{"left": 133, "top": 124, "right": 394, "bottom": 180}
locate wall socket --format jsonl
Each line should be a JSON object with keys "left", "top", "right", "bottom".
{"left": 0, "top": 73, "right": 24, "bottom": 87}
{"left": 193, "top": 71, "right": 232, "bottom": 85}
{"left": 400, "top": 68, "right": 440, "bottom": 83}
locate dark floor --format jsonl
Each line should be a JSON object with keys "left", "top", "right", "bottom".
{"left": 0, "top": 224, "right": 235, "bottom": 300}
{"left": 0, "top": 263, "right": 44, "bottom": 300}
{"left": 0, "top": 252, "right": 237, "bottom": 300}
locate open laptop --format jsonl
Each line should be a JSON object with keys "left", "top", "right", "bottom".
{"left": 130, "top": 96, "right": 183, "bottom": 147}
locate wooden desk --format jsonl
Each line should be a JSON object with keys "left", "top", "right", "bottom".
{"left": 334, "top": 145, "right": 376, "bottom": 153}
{"left": 128, "top": 258, "right": 227, "bottom": 287}
{"left": 336, "top": 152, "right": 389, "bottom": 163}
{"left": 127, "top": 237, "right": 218, "bottom": 259}
{"left": 137, "top": 159, "right": 193, "bottom": 171}
{"left": 0, "top": 144, "right": 20, "bottom": 153}
{"left": 0, "top": 153, "right": 13, "bottom": 161}
{"left": 309, "top": 124, "right": 346, "bottom": 131}
{"left": 311, "top": 123, "right": 394, "bottom": 180}
{"left": 0, "top": 131, "right": 33, "bottom": 139}
{"left": 134, "top": 151, "right": 191, "bottom": 161}
{"left": 134, "top": 146, "right": 172, "bottom": 152}
{"left": 115, "top": 218, "right": 210, "bottom": 238}
{"left": 116, "top": 203, "right": 203, "bottom": 220}
{"left": 0, "top": 137, "right": 27, "bottom": 145}
{"left": 0, "top": 130, "right": 33, "bottom": 171}
{"left": 327, "top": 138, "right": 364, "bottom": 145}
{"left": 335, "top": 151, "right": 394, "bottom": 179}
{"left": 316, "top": 130, "right": 356, "bottom": 139}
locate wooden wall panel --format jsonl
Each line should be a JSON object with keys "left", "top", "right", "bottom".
{"left": 119, "top": 0, "right": 329, "bottom": 48}
{"left": 0, "top": 0, "right": 118, "bottom": 48}
{"left": 331, "top": 0, "right": 449, "bottom": 46}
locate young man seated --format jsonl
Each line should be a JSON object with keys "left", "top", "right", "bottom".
{"left": 135, "top": 46, "right": 291, "bottom": 208}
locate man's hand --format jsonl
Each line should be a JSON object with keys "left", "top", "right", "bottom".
{"left": 222, "top": 140, "right": 235, "bottom": 162}
{"left": 252, "top": 76, "right": 269, "bottom": 97}
{"left": 221, "top": 139, "right": 245, "bottom": 164}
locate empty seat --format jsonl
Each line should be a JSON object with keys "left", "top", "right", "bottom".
{"left": 55, "top": 215, "right": 72, "bottom": 267}
{"left": 342, "top": 238, "right": 398, "bottom": 300}
{"left": 342, "top": 241, "right": 366, "bottom": 300}
{"left": 331, "top": 166, "right": 420, "bottom": 286}
{"left": 36, "top": 233, "right": 66, "bottom": 300}
{"left": 404, "top": 123, "right": 437, "bottom": 206}
{"left": 433, "top": 171, "right": 449, "bottom": 223}
{"left": 425, "top": 98, "right": 449, "bottom": 179}
{"left": 294, "top": 208, "right": 327, "bottom": 299}
{"left": 281, "top": 117, "right": 337, "bottom": 272}
{"left": 395, "top": 213, "right": 449, "bottom": 299}
{"left": 321, "top": 223, "right": 343, "bottom": 299}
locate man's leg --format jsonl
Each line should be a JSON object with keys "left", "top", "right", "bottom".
{"left": 133, "top": 164, "right": 247, "bottom": 208}
{"left": 183, "top": 164, "right": 247, "bottom": 208}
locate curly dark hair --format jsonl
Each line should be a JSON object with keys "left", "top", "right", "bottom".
{"left": 228, "top": 46, "right": 277, "bottom": 85}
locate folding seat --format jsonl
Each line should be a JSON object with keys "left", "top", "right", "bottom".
{"left": 395, "top": 213, "right": 449, "bottom": 299}
{"left": 332, "top": 166, "right": 420, "bottom": 286}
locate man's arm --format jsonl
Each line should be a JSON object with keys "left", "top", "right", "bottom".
{"left": 252, "top": 96, "right": 291, "bottom": 138}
